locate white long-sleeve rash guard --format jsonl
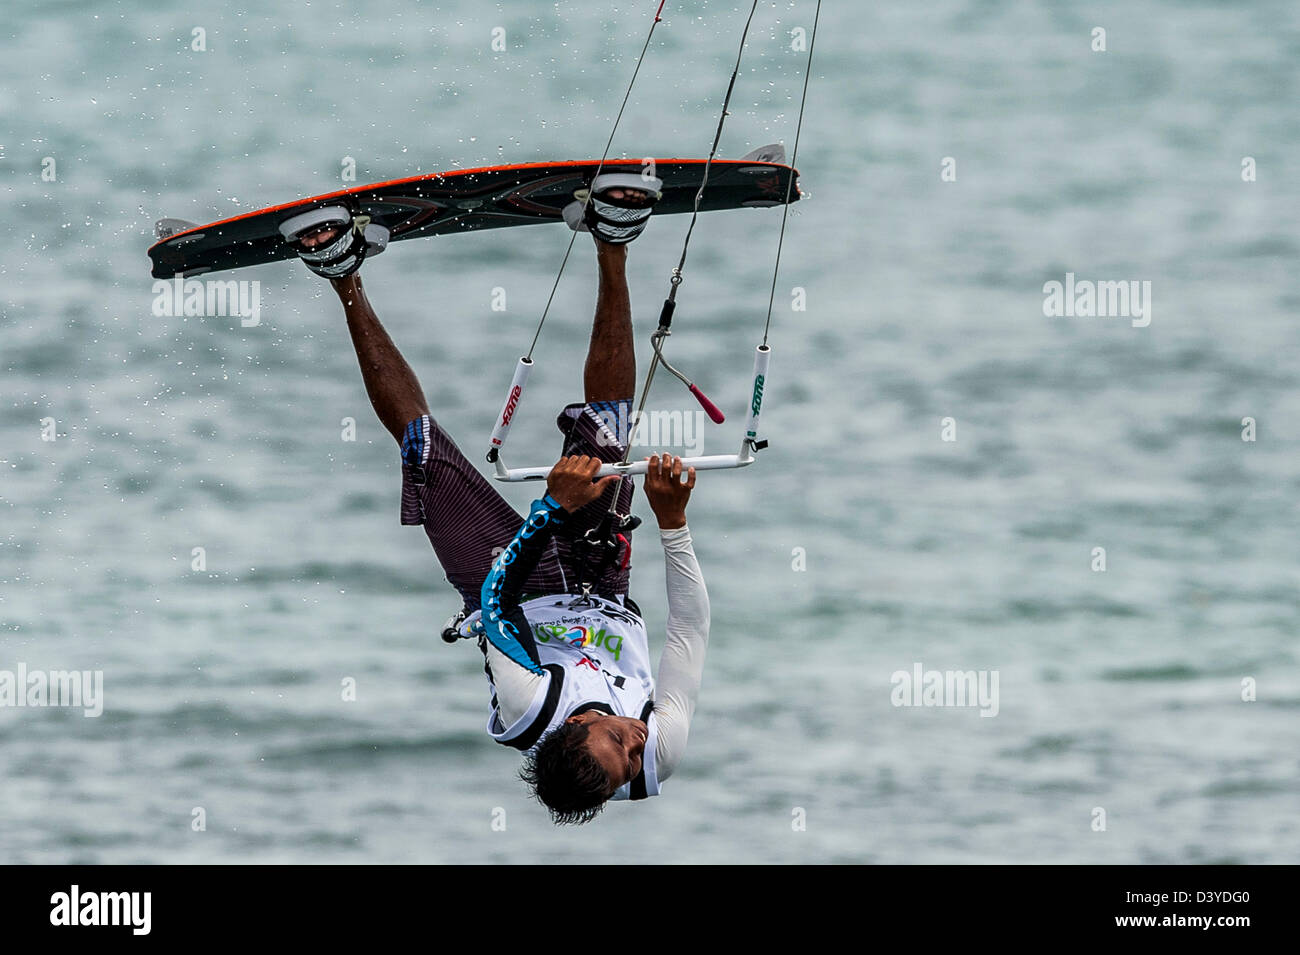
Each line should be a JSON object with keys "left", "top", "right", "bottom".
{"left": 482, "top": 524, "right": 710, "bottom": 782}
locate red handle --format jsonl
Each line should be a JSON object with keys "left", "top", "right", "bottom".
{"left": 689, "top": 384, "right": 726, "bottom": 424}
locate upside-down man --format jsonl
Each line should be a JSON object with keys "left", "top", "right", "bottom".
{"left": 280, "top": 173, "right": 711, "bottom": 823}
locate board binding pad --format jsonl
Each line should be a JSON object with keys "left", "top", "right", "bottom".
{"left": 148, "top": 145, "right": 799, "bottom": 278}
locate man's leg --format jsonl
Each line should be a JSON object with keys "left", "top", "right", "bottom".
{"left": 328, "top": 272, "right": 572, "bottom": 609}
{"left": 332, "top": 274, "right": 430, "bottom": 441}
{"left": 584, "top": 242, "right": 635, "bottom": 402}
{"left": 552, "top": 236, "right": 643, "bottom": 599}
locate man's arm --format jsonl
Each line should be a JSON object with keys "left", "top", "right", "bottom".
{"left": 652, "top": 523, "right": 710, "bottom": 781}
{"left": 480, "top": 493, "right": 569, "bottom": 676}
{"left": 480, "top": 456, "right": 622, "bottom": 680}
{"left": 640, "top": 455, "right": 710, "bottom": 782}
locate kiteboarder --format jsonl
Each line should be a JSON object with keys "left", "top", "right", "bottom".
{"left": 284, "top": 176, "right": 712, "bottom": 824}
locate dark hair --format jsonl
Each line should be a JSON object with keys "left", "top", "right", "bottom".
{"left": 519, "top": 720, "right": 613, "bottom": 825}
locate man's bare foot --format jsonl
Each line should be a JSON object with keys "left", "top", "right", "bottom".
{"left": 299, "top": 225, "right": 340, "bottom": 249}
{"left": 564, "top": 174, "right": 660, "bottom": 246}
{"left": 602, "top": 187, "right": 651, "bottom": 204}
{"left": 591, "top": 187, "right": 649, "bottom": 252}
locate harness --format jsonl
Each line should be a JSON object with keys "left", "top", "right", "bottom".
{"left": 565, "top": 510, "right": 642, "bottom": 608}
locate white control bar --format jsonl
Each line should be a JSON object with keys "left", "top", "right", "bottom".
{"left": 492, "top": 438, "right": 759, "bottom": 482}
{"left": 488, "top": 344, "right": 770, "bottom": 483}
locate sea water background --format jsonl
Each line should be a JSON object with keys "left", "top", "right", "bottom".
{"left": 1, "top": 0, "right": 1297, "bottom": 864}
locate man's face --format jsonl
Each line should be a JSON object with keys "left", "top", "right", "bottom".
{"left": 566, "top": 712, "right": 648, "bottom": 791}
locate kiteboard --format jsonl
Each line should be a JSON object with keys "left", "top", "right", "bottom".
{"left": 148, "top": 146, "right": 800, "bottom": 279}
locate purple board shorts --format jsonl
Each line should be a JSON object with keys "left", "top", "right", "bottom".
{"left": 399, "top": 399, "right": 635, "bottom": 611}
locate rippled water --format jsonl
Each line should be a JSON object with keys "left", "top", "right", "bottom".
{"left": 1, "top": 0, "right": 1297, "bottom": 863}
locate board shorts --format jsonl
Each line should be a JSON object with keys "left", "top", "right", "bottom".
{"left": 399, "top": 399, "right": 635, "bottom": 611}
